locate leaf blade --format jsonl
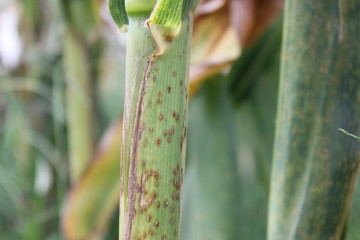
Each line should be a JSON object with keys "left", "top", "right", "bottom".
{"left": 109, "top": 0, "right": 129, "bottom": 31}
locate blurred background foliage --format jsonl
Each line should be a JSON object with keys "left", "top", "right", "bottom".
{"left": 0, "top": 0, "right": 359, "bottom": 239}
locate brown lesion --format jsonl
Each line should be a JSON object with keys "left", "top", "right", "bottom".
{"left": 165, "top": 35, "right": 174, "bottom": 42}
{"left": 154, "top": 220, "right": 159, "bottom": 227}
{"left": 139, "top": 170, "right": 160, "bottom": 213}
{"left": 155, "top": 138, "right": 162, "bottom": 146}
{"left": 172, "top": 112, "right": 179, "bottom": 121}
{"left": 173, "top": 178, "right": 181, "bottom": 190}
{"left": 123, "top": 54, "right": 156, "bottom": 240}
{"left": 172, "top": 192, "right": 179, "bottom": 201}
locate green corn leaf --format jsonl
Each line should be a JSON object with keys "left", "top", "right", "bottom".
{"left": 181, "top": 76, "right": 242, "bottom": 240}
{"left": 228, "top": 17, "right": 282, "bottom": 103}
{"left": 181, "top": 26, "right": 281, "bottom": 239}
{"left": 348, "top": 178, "right": 360, "bottom": 240}
{"left": 109, "top": 0, "right": 128, "bottom": 31}
{"left": 268, "top": 1, "right": 360, "bottom": 240}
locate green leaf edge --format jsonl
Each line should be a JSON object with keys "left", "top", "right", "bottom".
{"left": 109, "top": 0, "right": 129, "bottom": 32}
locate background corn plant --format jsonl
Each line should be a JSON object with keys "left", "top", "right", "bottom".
{"left": 0, "top": 0, "right": 359, "bottom": 240}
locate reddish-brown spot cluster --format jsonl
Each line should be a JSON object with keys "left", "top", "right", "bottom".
{"left": 170, "top": 218, "right": 174, "bottom": 225}
{"left": 173, "top": 178, "right": 181, "bottom": 190}
{"left": 172, "top": 112, "right": 179, "bottom": 121}
{"left": 146, "top": 215, "right": 152, "bottom": 222}
{"left": 156, "top": 91, "right": 163, "bottom": 104}
{"left": 153, "top": 170, "right": 159, "bottom": 180}
{"left": 167, "top": 86, "right": 172, "bottom": 93}
{"left": 158, "top": 114, "right": 164, "bottom": 121}
{"left": 172, "top": 192, "right": 179, "bottom": 201}
{"left": 172, "top": 169, "right": 177, "bottom": 175}
{"left": 165, "top": 35, "right": 174, "bottom": 42}
{"left": 162, "top": 235, "right": 167, "bottom": 240}
{"left": 142, "top": 137, "right": 149, "bottom": 148}
{"left": 171, "top": 164, "right": 182, "bottom": 201}
{"left": 139, "top": 170, "right": 161, "bottom": 213}
{"left": 180, "top": 135, "right": 184, "bottom": 150}
{"left": 146, "top": 100, "right": 153, "bottom": 107}
{"left": 151, "top": 192, "right": 157, "bottom": 199}
{"left": 168, "top": 127, "right": 175, "bottom": 136}
{"left": 155, "top": 138, "right": 161, "bottom": 146}
{"left": 154, "top": 220, "right": 159, "bottom": 227}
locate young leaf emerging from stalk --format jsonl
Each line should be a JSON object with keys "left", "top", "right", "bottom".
{"left": 109, "top": 0, "right": 198, "bottom": 239}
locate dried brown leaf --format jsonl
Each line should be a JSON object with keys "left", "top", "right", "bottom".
{"left": 229, "top": 0, "right": 283, "bottom": 47}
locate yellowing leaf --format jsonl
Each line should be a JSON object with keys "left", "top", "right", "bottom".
{"left": 62, "top": 119, "right": 122, "bottom": 240}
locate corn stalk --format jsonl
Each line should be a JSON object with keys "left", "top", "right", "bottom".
{"left": 109, "top": 0, "right": 198, "bottom": 239}
{"left": 268, "top": 1, "right": 360, "bottom": 239}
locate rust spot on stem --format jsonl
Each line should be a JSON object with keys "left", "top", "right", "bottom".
{"left": 123, "top": 53, "right": 156, "bottom": 240}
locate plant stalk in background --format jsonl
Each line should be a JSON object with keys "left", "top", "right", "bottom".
{"left": 268, "top": 1, "right": 360, "bottom": 239}
{"left": 61, "top": 0, "right": 99, "bottom": 182}
{"left": 63, "top": 28, "right": 95, "bottom": 183}
{"left": 109, "top": 0, "right": 198, "bottom": 239}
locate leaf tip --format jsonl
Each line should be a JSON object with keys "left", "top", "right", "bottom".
{"left": 338, "top": 128, "right": 360, "bottom": 141}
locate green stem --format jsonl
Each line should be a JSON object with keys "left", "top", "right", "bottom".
{"left": 120, "top": 10, "right": 193, "bottom": 240}
{"left": 63, "top": 27, "right": 94, "bottom": 183}
{"left": 268, "top": 1, "right": 360, "bottom": 239}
